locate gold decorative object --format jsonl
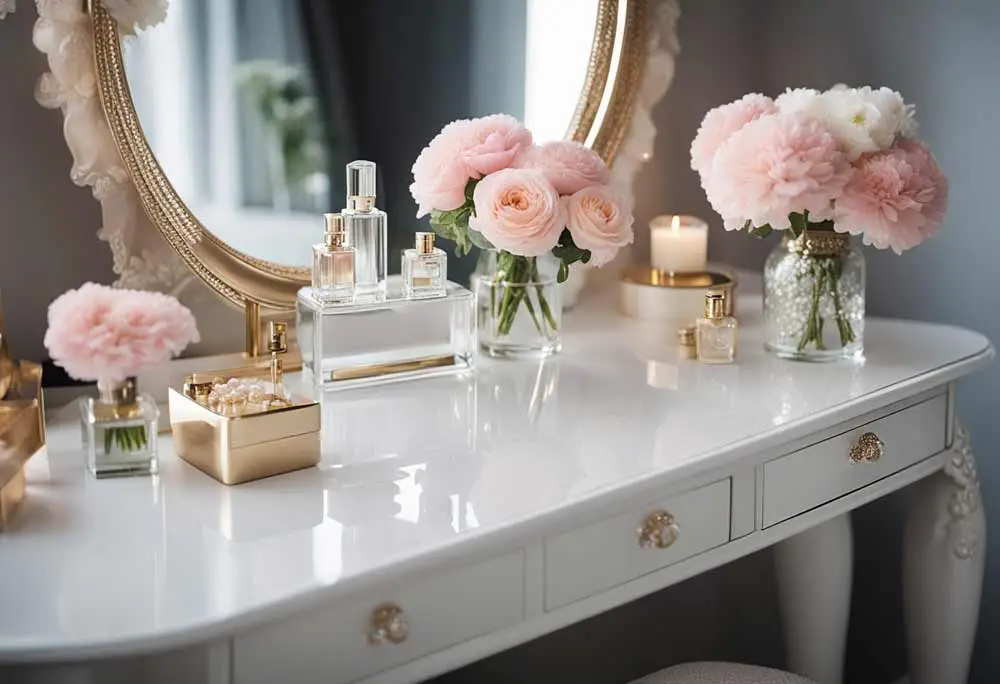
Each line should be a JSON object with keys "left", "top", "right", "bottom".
{"left": 88, "top": 0, "right": 651, "bottom": 313}
{"left": 0, "top": 362, "right": 45, "bottom": 532}
{"left": 850, "top": 431, "right": 885, "bottom": 464}
{"left": 168, "top": 368, "right": 320, "bottom": 485}
{"left": 785, "top": 230, "right": 850, "bottom": 257}
{"left": 368, "top": 603, "right": 409, "bottom": 645}
{"left": 636, "top": 509, "right": 680, "bottom": 549}
{"left": 619, "top": 267, "right": 736, "bottom": 322}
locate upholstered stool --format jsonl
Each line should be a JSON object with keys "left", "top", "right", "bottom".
{"left": 630, "top": 662, "right": 818, "bottom": 684}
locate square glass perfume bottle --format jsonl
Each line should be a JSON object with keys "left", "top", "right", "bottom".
{"left": 297, "top": 276, "right": 476, "bottom": 390}
{"left": 402, "top": 232, "right": 447, "bottom": 299}
{"left": 80, "top": 378, "right": 159, "bottom": 477}
{"left": 312, "top": 213, "right": 355, "bottom": 305}
{"left": 695, "top": 291, "right": 738, "bottom": 364}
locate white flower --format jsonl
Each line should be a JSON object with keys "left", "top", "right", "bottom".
{"left": 103, "top": 0, "right": 168, "bottom": 37}
{"left": 779, "top": 86, "right": 881, "bottom": 161}
{"left": 775, "top": 87, "right": 820, "bottom": 113}
{"left": 858, "top": 86, "right": 918, "bottom": 144}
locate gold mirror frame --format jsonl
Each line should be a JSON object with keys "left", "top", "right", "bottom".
{"left": 91, "top": 0, "right": 651, "bottom": 313}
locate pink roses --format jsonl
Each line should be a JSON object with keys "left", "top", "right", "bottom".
{"left": 409, "top": 114, "right": 633, "bottom": 269}
{"left": 469, "top": 169, "right": 564, "bottom": 257}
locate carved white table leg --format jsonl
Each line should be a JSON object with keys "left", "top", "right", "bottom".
{"left": 903, "top": 422, "right": 985, "bottom": 684}
{"left": 774, "top": 513, "right": 853, "bottom": 684}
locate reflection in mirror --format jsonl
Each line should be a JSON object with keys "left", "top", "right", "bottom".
{"left": 123, "top": 0, "right": 600, "bottom": 282}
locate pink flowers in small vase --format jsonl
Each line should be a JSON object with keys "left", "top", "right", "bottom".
{"left": 410, "top": 114, "right": 633, "bottom": 338}
{"left": 44, "top": 283, "right": 199, "bottom": 391}
{"left": 692, "top": 86, "right": 948, "bottom": 253}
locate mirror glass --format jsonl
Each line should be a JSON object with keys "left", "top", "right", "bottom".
{"left": 123, "top": 0, "right": 601, "bottom": 277}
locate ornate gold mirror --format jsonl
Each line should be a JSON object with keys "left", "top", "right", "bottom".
{"left": 89, "top": 0, "right": 657, "bottom": 319}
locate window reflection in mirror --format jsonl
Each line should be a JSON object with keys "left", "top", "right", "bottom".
{"left": 124, "top": 0, "right": 598, "bottom": 284}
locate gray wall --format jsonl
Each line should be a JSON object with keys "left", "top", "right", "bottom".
{"left": 0, "top": 6, "right": 112, "bottom": 363}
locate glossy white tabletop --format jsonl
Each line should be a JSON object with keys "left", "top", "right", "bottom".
{"left": 0, "top": 288, "right": 991, "bottom": 662}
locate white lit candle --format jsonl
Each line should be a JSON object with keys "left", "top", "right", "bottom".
{"left": 650, "top": 215, "right": 709, "bottom": 274}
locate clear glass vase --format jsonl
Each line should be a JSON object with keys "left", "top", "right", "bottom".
{"left": 475, "top": 250, "right": 562, "bottom": 359}
{"left": 80, "top": 378, "right": 159, "bottom": 478}
{"left": 764, "top": 230, "right": 865, "bottom": 361}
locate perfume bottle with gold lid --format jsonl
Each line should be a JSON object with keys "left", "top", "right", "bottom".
{"left": 402, "top": 232, "right": 447, "bottom": 299}
{"left": 312, "top": 213, "right": 355, "bottom": 305}
{"left": 695, "top": 291, "right": 737, "bottom": 364}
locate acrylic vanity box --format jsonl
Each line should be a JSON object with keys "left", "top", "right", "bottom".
{"left": 0, "top": 361, "right": 45, "bottom": 531}
{"left": 297, "top": 276, "right": 476, "bottom": 390}
{"left": 168, "top": 382, "right": 321, "bottom": 486}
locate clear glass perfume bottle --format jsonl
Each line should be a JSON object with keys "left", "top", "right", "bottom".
{"left": 402, "top": 232, "right": 447, "bottom": 299}
{"left": 80, "top": 377, "right": 159, "bottom": 477}
{"left": 312, "top": 213, "right": 355, "bottom": 305}
{"left": 343, "top": 160, "right": 388, "bottom": 302}
{"left": 696, "top": 291, "right": 738, "bottom": 364}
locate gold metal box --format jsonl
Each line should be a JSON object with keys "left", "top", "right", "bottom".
{"left": 0, "top": 361, "right": 46, "bottom": 531}
{"left": 168, "top": 387, "right": 321, "bottom": 486}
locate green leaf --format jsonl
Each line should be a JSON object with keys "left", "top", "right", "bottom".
{"left": 789, "top": 212, "right": 807, "bottom": 237}
{"left": 557, "top": 261, "right": 570, "bottom": 283}
{"left": 552, "top": 229, "right": 592, "bottom": 267}
{"left": 748, "top": 224, "right": 773, "bottom": 238}
{"left": 467, "top": 227, "right": 493, "bottom": 250}
{"left": 464, "top": 179, "right": 478, "bottom": 203}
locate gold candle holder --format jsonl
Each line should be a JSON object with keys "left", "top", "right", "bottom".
{"left": 619, "top": 265, "right": 736, "bottom": 323}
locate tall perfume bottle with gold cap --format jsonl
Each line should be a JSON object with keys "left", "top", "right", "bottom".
{"left": 696, "top": 291, "right": 737, "bottom": 364}
{"left": 312, "top": 213, "right": 355, "bottom": 305}
{"left": 402, "top": 232, "right": 447, "bottom": 299}
{"left": 343, "top": 160, "right": 388, "bottom": 302}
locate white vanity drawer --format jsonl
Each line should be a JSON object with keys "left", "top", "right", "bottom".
{"left": 763, "top": 393, "right": 948, "bottom": 527}
{"left": 233, "top": 551, "right": 524, "bottom": 684}
{"left": 544, "top": 479, "right": 731, "bottom": 610}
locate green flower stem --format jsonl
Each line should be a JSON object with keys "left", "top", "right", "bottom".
{"left": 104, "top": 426, "right": 148, "bottom": 455}
{"left": 491, "top": 254, "right": 558, "bottom": 338}
{"left": 796, "top": 257, "right": 856, "bottom": 353}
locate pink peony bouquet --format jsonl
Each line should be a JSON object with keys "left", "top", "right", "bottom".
{"left": 692, "top": 86, "right": 948, "bottom": 252}
{"left": 692, "top": 86, "right": 948, "bottom": 351}
{"left": 45, "top": 283, "right": 200, "bottom": 389}
{"left": 410, "top": 114, "right": 634, "bottom": 336}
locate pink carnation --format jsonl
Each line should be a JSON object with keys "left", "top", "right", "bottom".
{"left": 515, "top": 141, "right": 610, "bottom": 195}
{"left": 44, "top": 283, "right": 200, "bottom": 386}
{"left": 469, "top": 168, "right": 564, "bottom": 257}
{"left": 410, "top": 119, "right": 476, "bottom": 218}
{"left": 563, "top": 185, "right": 634, "bottom": 266}
{"left": 690, "top": 93, "right": 777, "bottom": 178}
{"left": 705, "top": 112, "right": 852, "bottom": 231}
{"left": 833, "top": 139, "right": 948, "bottom": 253}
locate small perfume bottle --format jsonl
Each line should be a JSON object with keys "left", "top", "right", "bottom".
{"left": 312, "top": 213, "right": 355, "bottom": 305}
{"left": 696, "top": 291, "right": 737, "bottom": 364}
{"left": 343, "top": 160, "right": 388, "bottom": 302}
{"left": 267, "top": 321, "right": 289, "bottom": 403}
{"left": 80, "top": 377, "right": 160, "bottom": 478}
{"left": 402, "top": 232, "right": 447, "bottom": 299}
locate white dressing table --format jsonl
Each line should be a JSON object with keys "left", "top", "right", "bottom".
{"left": 0, "top": 289, "right": 991, "bottom": 684}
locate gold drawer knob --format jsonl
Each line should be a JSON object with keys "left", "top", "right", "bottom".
{"left": 850, "top": 431, "right": 885, "bottom": 463}
{"left": 368, "top": 603, "right": 409, "bottom": 645}
{"left": 637, "top": 510, "right": 680, "bottom": 549}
